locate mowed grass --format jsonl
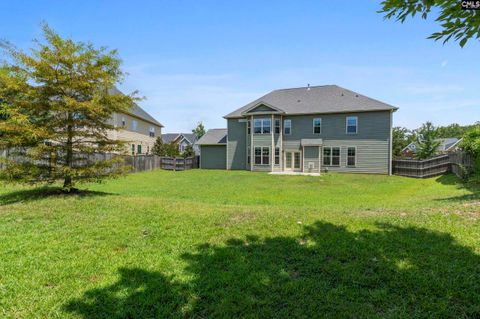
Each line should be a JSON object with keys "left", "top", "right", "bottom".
{"left": 0, "top": 170, "right": 479, "bottom": 318}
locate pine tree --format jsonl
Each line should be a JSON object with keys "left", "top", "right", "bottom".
{"left": 192, "top": 122, "right": 206, "bottom": 139}
{"left": 0, "top": 24, "right": 137, "bottom": 192}
{"left": 416, "top": 122, "right": 441, "bottom": 160}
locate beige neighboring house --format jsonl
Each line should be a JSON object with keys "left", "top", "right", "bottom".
{"left": 107, "top": 87, "right": 163, "bottom": 155}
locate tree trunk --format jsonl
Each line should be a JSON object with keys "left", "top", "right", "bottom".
{"left": 64, "top": 119, "right": 74, "bottom": 192}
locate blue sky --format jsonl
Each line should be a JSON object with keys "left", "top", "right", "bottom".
{"left": 1, "top": 0, "right": 479, "bottom": 132}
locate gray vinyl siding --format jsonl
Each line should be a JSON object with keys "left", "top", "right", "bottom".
{"left": 227, "top": 110, "right": 392, "bottom": 174}
{"left": 227, "top": 119, "right": 247, "bottom": 170}
{"left": 283, "top": 111, "right": 390, "bottom": 141}
{"left": 303, "top": 146, "right": 320, "bottom": 173}
{"left": 322, "top": 140, "right": 389, "bottom": 174}
{"left": 200, "top": 145, "right": 226, "bottom": 169}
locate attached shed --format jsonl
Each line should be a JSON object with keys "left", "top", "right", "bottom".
{"left": 196, "top": 129, "right": 228, "bottom": 169}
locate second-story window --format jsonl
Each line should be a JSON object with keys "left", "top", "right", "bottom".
{"left": 247, "top": 120, "right": 251, "bottom": 134}
{"left": 121, "top": 117, "right": 126, "bottom": 127}
{"left": 346, "top": 116, "right": 358, "bottom": 134}
{"left": 149, "top": 127, "right": 155, "bottom": 137}
{"left": 284, "top": 119, "right": 292, "bottom": 135}
{"left": 253, "top": 118, "right": 271, "bottom": 134}
{"left": 274, "top": 119, "right": 280, "bottom": 134}
{"left": 313, "top": 118, "right": 322, "bottom": 134}
{"left": 132, "top": 120, "right": 138, "bottom": 131}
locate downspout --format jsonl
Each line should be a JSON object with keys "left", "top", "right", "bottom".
{"left": 250, "top": 115, "right": 253, "bottom": 171}
{"left": 271, "top": 114, "right": 274, "bottom": 172}
{"left": 389, "top": 110, "right": 393, "bottom": 175}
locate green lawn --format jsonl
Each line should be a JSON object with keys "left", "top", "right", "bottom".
{"left": 1, "top": 170, "right": 479, "bottom": 318}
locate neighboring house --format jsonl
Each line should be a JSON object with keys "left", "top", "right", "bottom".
{"left": 401, "top": 138, "right": 462, "bottom": 158}
{"left": 198, "top": 85, "right": 398, "bottom": 174}
{"left": 161, "top": 133, "right": 199, "bottom": 155}
{"left": 107, "top": 87, "right": 163, "bottom": 155}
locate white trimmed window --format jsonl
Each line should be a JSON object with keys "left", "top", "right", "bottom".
{"left": 346, "top": 116, "right": 358, "bottom": 134}
{"left": 121, "top": 117, "right": 126, "bottom": 127}
{"left": 347, "top": 147, "right": 356, "bottom": 167}
{"left": 313, "top": 118, "right": 322, "bottom": 134}
{"left": 274, "top": 119, "right": 280, "bottom": 134}
{"left": 247, "top": 147, "right": 251, "bottom": 164}
{"left": 149, "top": 127, "right": 155, "bottom": 137}
{"left": 253, "top": 118, "right": 271, "bottom": 134}
{"left": 284, "top": 119, "right": 291, "bottom": 135}
{"left": 254, "top": 147, "right": 270, "bottom": 165}
{"left": 275, "top": 147, "right": 280, "bottom": 165}
{"left": 247, "top": 120, "right": 251, "bottom": 134}
{"left": 132, "top": 120, "right": 138, "bottom": 131}
{"left": 323, "top": 147, "right": 340, "bottom": 166}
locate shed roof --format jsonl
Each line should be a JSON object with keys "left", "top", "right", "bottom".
{"left": 196, "top": 129, "right": 228, "bottom": 145}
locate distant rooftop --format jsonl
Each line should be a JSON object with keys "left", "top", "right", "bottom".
{"left": 109, "top": 87, "right": 163, "bottom": 127}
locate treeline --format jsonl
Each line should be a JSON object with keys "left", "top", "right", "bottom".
{"left": 393, "top": 121, "right": 480, "bottom": 157}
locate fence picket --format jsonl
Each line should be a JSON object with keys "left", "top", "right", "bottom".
{"left": 392, "top": 152, "right": 474, "bottom": 178}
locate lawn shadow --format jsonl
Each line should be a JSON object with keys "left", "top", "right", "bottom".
{"left": 435, "top": 174, "right": 480, "bottom": 202}
{"left": 65, "top": 221, "right": 480, "bottom": 318}
{"left": 0, "top": 187, "right": 114, "bottom": 206}
{"left": 64, "top": 268, "right": 186, "bottom": 319}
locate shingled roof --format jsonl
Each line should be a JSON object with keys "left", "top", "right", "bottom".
{"left": 109, "top": 87, "right": 163, "bottom": 127}
{"left": 196, "top": 129, "right": 227, "bottom": 145}
{"left": 224, "top": 85, "right": 397, "bottom": 119}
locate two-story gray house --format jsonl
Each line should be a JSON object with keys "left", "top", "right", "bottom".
{"left": 197, "top": 85, "right": 397, "bottom": 174}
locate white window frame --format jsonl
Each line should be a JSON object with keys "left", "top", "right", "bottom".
{"left": 253, "top": 118, "right": 271, "bottom": 134}
{"left": 346, "top": 116, "right": 358, "bottom": 134}
{"left": 347, "top": 146, "right": 357, "bottom": 167}
{"left": 284, "top": 119, "right": 292, "bottom": 135}
{"left": 323, "top": 146, "right": 340, "bottom": 167}
{"left": 121, "top": 117, "right": 126, "bottom": 127}
{"left": 313, "top": 118, "right": 322, "bottom": 134}
{"left": 274, "top": 119, "right": 281, "bottom": 134}
{"left": 247, "top": 120, "right": 251, "bottom": 134}
{"left": 149, "top": 126, "right": 155, "bottom": 137}
{"left": 254, "top": 146, "right": 270, "bottom": 165}
{"left": 247, "top": 147, "right": 251, "bottom": 164}
{"left": 132, "top": 120, "right": 138, "bottom": 131}
{"left": 274, "top": 147, "right": 280, "bottom": 165}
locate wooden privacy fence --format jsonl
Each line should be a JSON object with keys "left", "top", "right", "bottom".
{"left": 91, "top": 155, "right": 198, "bottom": 172}
{"left": 0, "top": 150, "right": 198, "bottom": 173}
{"left": 392, "top": 152, "right": 474, "bottom": 178}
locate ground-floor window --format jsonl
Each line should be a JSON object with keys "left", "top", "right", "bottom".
{"left": 131, "top": 144, "right": 135, "bottom": 155}
{"left": 347, "top": 147, "right": 356, "bottom": 167}
{"left": 254, "top": 147, "right": 270, "bottom": 165}
{"left": 137, "top": 144, "right": 142, "bottom": 154}
{"left": 275, "top": 148, "right": 280, "bottom": 165}
{"left": 247, "top": 147, "right": 250, "bottom": 164}
{"left": 323, "top": 147, "right": 340, "bottom": 166}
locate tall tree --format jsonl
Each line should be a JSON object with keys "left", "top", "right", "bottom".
{"left": 379, "top": 0, "right": 480, "bottom": 47}
{"left": 461, "top": 127, "right": 480, "bottom": 178}
{"left": 0, "top": 24, "right": 136, "bottom": 192}
{"left": 416, "top": 122, "right": 441, "bottom": 159}
{"left": 392, "top": 126, "right": 414, "bottom": 157}
{"left": 192, "top": 122, "right": 206, "bottom": 139}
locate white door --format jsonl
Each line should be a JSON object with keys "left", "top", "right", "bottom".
{"left": 285, "top": 151, "right": 301, "bottom": 171}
